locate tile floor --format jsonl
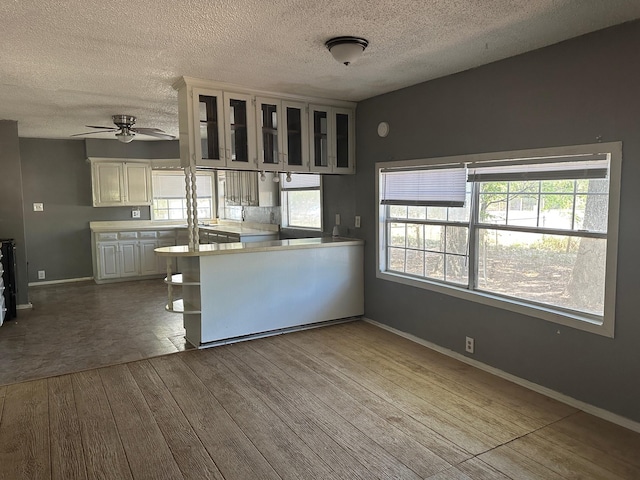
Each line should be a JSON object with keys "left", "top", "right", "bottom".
{"left": 0, "top": 279, "right": 191, "bottom": 386}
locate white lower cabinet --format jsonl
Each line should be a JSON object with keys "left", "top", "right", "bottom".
{"left": 94, "top": 230, "right": 176, "bottom": 283}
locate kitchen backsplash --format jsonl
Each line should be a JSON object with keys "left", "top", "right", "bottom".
{"left": 223, "top": 206, "right": 281, "bottom": 226}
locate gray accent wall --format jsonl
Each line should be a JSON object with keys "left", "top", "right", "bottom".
{"left": 0, "top": 121, "right": 29, "bottom": 305}
{"left": 354, "top": 21, "right": 640, "bottom": 422}
{"left": 19, "top": 138, "right": 180, "bottom": 285}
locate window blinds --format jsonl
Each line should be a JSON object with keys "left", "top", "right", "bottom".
{"left": 153, "top": 173, "right": 213, "bottom": 198}
{"left": 380, "top": 166, "right": 467, "bottom": 207}
{"left": 468, "top": 155, "right": 609, "bottom": 182}
{"left": 280, "top": 173, "right": 321, "bottom": 190}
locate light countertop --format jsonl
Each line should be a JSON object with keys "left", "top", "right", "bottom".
{"left": 155, "top": 237, "right": 364, "bottom": 257}
{"left": 89, "top": 220, "right": 279, "bottom": 236}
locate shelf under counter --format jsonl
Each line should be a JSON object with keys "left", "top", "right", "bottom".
{"left": 165, "top": 299, "right": 201, "bottom": 314}
{"left": 164, "top": 274, "right": 200, "bottom": 286}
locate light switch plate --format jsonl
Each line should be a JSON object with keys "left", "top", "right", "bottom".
{"left": 33, "top": 203, "right": 44, "bottom": 212}
{"left": 335, "top": 213, "right": 341, "bottom": 226}
{"left": 355, "top": 216, "right": 361, "bottom": 228}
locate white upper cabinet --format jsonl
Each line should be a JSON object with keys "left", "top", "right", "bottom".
{"left": 90, "top": 158, "right": 152, "bottom": 207}
{"left": 174, "top": 77, "right": 356, "bottom": 174}
{"left": 256, "top": 97, "right": 309, "bottom": 172}
{"left": 183, "top": 86, "right": 258, "bottom": 170}
{"left": 309, "top": 105, "right": 355, "bottom": 174}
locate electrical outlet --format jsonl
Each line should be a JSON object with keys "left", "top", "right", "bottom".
{"left": 33, "top": 203, "right": 44, "bottom": 212}
{"left": 38, "top": 270, "right": 46, "bottom": 280}
{"left": 335, "top": 213, "right": 341, "bottom": 226}
{"left": 465, "top": 336, "right": 475, "bottom": 354}
{"left": 131, "top": 208, "right": 141, "bottom": 219}
{"left": 355, "top": 215, "right": 361, "bottom": 228}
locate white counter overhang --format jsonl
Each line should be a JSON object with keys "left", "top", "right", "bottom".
{"left": 155, "top": 237, "right": 363, "bottom": 257}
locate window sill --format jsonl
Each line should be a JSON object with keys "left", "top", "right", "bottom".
{"left": 376, "top": 270, "right": 613, "bottom": 338}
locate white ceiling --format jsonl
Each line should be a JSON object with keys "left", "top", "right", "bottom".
{"left": 1, "top": 0, "right": 640, "bottom": 141}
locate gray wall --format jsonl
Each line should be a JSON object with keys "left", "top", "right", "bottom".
{"left": 354, "top": 21, "right": 640, "bottom": 422}
{"left": 0, "top": 121, "right": 29, "bottom": 305}
{"left": 19, "top": 138, "right": 180, "bottom": 285}
{"left": 85, "top": 138, "right": 179, "bottom": 159}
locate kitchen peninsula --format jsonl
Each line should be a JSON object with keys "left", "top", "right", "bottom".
{"left": 155, "top": 237, "right": 364, "bottom": 348}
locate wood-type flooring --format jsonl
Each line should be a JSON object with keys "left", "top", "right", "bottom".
{"left": 1, "top": 315, "right": 640, "bottom": 479}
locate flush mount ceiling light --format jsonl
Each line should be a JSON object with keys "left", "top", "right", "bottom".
{"left": 325, "top": 36, "right": 369, "bottom": 65}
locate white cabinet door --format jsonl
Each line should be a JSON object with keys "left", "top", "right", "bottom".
{"left": 119, "top": 242, "right": 139, "bottom": 277}
{"left": 139, "top": 240, "right": 159, "bottom": 275}
{"left": 97, "top": 242, "right": 120, "bottom": 279}
{"left": 332, "top": 107, "right": 355, "bottom": 174}
{"left": 93, "top": 162, "right": 124, "bottom": 206}
{"left": 223, "top": 91, "right": 257, "bottom": 170}
{"left": 282, "top": 100, "right": 309, "bottom": 172}
{"left": 124, "top": 163, "right": 152, "bottom": 205}
{"left": 256, "top": 96, "right": 284, "bottom": 172}
{"left": 191, "top": 87, "right": 226, "bottom": 168}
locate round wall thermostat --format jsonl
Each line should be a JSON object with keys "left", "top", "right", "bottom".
{"left": 377, "top": 121, "right": 390, "bottom": 137}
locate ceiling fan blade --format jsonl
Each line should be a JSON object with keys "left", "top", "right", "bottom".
{"left": 85, "top": 125, "right": 118, "bottom": 130}
{"left": 70, "top": 130, "right": 116, "bottom": 137}
{"left": 132, "top": 128, "right": 176, "bottom": 140}
{"left": 131, "top": 127, "right": 163, "bottom": 133}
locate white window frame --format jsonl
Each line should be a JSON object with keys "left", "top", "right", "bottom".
{"left": 151, "top": 170, "right": 216, "bottom": 223}
{"left": 280, "top": 173, "right": 323, "bottom": 231}
{"left": 376, "top": 142, "right": 621, "bottom": 337}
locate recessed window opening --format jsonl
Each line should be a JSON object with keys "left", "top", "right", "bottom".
{"left": 281, "top": 173, "right": 322, "bottom": 230}
{"left": 377, "top": 143, "right": 621, "bottom": 337}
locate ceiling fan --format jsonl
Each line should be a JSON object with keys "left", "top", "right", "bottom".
{"left": 71, "top": 114, "right": 175, "bottom": 143}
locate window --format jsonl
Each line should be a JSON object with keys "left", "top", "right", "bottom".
{"left": 152, "top": 171, "right": 215, "bottom": 221}
{"left": 281, "top": 173, "right": 322, "bottom": 230}
{"left": 377, "top": 143, "right": 621, "bottom": 337}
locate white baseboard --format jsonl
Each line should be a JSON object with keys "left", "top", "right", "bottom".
{"left": 28, "top": 277, "right": 94, "bottom": 287}
{"left": 363, "top": 317, "right": 640, "bottom": 434}
{"left": 17, "top": 303, "right": 33, "bottom": 310}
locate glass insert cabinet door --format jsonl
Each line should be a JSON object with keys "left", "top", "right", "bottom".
{"left": 282, "top": 100, "right": 308, "bottom": 171}
{"left": 310, "top": 106, "right": 330, "bottom": 169}
{"left": 223, "top": 92, "right": 257, "bottom": 170}
{"left": 256, "top": 97, "right": 281, "bottom": 171}
{"left": 335, "top": 110, "right": 350, "bottom": 170}
{"left": 193, "top": 88, "right": 225, "bottom": 167}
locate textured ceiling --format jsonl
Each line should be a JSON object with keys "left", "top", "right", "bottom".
{"left": 1, "top": 0, "right": 640, "bottom": 140}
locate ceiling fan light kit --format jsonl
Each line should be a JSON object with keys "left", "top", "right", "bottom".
{"left": 115, "top": 131, "right": 135, "bottom": 143}
{"left": 325, "top": 36, "right": 369, "bottom": 65}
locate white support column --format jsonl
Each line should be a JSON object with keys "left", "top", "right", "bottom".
{"left": 190, "top": 165, "right": 200, "bottom": 246}
{"left": 184, "top": 164, "right": 200, "bottom": 251}
{"left": 166, "top": 257, "right": 173, "bottom": 310}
